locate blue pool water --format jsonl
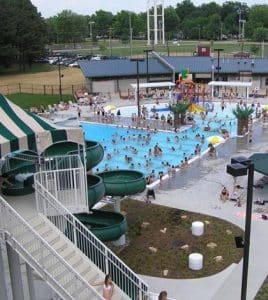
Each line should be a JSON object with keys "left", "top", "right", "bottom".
{"left": 81, "top": 102, "right": 240, "bottom": 177}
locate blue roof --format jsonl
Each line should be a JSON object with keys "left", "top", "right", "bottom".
{"left": 79, "top": 58, "right": 170, "bottom": 78}
{"left": 79, "top": 56, "right": 268, "bottom": 78}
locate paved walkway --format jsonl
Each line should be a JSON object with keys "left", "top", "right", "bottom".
{"left": 134, "top": 123, "right": 268, "bottom": 300}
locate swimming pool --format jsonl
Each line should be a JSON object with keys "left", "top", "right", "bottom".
{"left": 82, "top": 102, "right": 257, "bottom": 178}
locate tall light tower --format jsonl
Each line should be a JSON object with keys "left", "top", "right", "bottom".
{"left": 147, "top": 0, "right": 165, "bottom": 46}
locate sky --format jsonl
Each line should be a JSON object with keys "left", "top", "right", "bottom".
{"left": 31, "top": 0, "right": 267, "bottom": 18}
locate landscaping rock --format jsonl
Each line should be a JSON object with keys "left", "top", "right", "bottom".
{"left": 213, "top": 256, "right": 223, "bottom": 262}
{"left": 204, "top": 220, "right": 210, "bottom": 225}
{"left": 207, "top": 242, "right": 217, "bottom": 249}
{"left": 181, "top": 244, "right": 189, "bottom": 250}
{"left": 148, "top": 246, "right": 157, "bottom": 253}
{"left": 141, "top": 222, "right": 150, "bottom": 228}
{"left": 160, "top": 228, "right": 167, "bottom": 234}
{"left": 163, "top": 269, "right": 169, "bottom": 276}
{"left": 226, "top": 229, "right": 232, "bottom": 235}
{"left": 181, "top": 215, "right": 188, "bottom": 219}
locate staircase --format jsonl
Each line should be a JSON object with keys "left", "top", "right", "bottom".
{"left": 34, "top": 178, "right": 149, "bottom": 299}
{"left": 0, "top": 195, "right": 104, "bottom": 300}
{"left": 29, "top": 214, "right": 128, "bottom": 300}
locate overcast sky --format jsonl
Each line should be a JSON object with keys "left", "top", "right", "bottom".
{"left": 31, "top": 0, "right": 267, "bottom": 18}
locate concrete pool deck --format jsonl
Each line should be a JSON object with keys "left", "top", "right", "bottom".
{"left": 134, "top": 123, "right": 268, "bottom": 300}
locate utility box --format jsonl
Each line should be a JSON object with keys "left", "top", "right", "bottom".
{"left": 197, "top": 45, "right": 210, "bottom": 57}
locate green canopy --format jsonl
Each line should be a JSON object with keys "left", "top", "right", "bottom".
{"left": 0, "top": 94, "right": 84, "bottom": 158}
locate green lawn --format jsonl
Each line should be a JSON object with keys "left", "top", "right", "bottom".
{"left": 255, "top": 277, "right": 268, "bottom": 300}
{"left": 0, "top": 63, "right": 55, "bottom": 76}
{"left": 55, "top": 39, "right": 259, "bottom": 57}
{"left": 7, "top": 93, "right": 73, "bottom": 109}
{"left": 105, "top": 199, "right": 243, "bottom": 279}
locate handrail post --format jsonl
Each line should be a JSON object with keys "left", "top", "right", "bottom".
{"left": 105, "top": 248, "right": 109, "bottom": 274}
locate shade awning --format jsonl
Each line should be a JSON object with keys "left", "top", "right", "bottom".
{"left": 130, "top": 82, "right": 175, "bottom": 89}
{"left": 208, "top": 81, "right": 252, "bottom": 87}
{"left": 249, "top": 153, "right": 268, "bottom": 176}
{"left": 0, "top": 94, "right": 84, "bottom": 158}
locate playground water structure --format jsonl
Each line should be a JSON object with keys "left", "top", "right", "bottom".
{"left": 81, "top": 102, "right": 248, "bottom": 178}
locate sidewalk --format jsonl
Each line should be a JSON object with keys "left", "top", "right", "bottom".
{"left": 135, "top": 125, "right": 268, "bottom": 300}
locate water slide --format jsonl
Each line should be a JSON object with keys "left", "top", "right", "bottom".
{"left": 1, "top": 140, "right": 146, "bottom": 242}
{"left": 189, "top": 103, "right": 206, "bottom": 113}
{"left": 76, "top": 170, "right": 146, "bottom": 241}
{"left": 1, "top": 150, "right": 38, "bottom": 196}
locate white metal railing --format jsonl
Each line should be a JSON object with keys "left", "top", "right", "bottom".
{"left": 1, "top": 152, "right": 39, "bottom": 174}
{"left": 34, "top": 179, "right": 149, "bottom": 300}
{"left": 0, "top": 195, "right": 104, "bottom": 300}
{"left": 36, "top": 155, "right": 88, "bottom": 213}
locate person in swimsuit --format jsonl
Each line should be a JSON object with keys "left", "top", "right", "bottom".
{"left": 158, "top": 290, "right": 168, "bottom": 300}
{"left": 92, "top": 274, "right": 114, "bottom": 300}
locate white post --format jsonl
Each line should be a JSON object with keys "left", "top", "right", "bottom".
{"left": 26, "top": 264, "right": 36, "bottom": 300}
{"left": 6, "top": 243, "right": 25, "bottom": 300}
{"left": 147, "top": 0, "right": 150, "bottom": 45}
{"left": 154, "top": 0, "right": 158, "bottom": 45}
{"left": 162, "top": 0, "right": 165, "bottom": 45}
{"left": 211, "top": 85, "right": 214, "bottom": 100}
{"left": 0, "top": 240, "right": 8, "bottom": 300}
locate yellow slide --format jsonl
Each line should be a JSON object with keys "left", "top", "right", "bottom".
{"left": 189, "top": 103, "right": 206, "bottom": 113}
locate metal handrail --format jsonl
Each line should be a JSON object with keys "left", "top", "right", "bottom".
{"left": 0, "top": 195, "right": 104, "bottom": 300}
{"left": 34, "top": 179, "right": 149, "bottom": 299}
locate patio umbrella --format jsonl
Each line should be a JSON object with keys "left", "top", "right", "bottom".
{"left": 207, "top": 135, "right": 225, "bottom": 145}
{"left": 104, "top": 104, "right": 116, "bottom": 112}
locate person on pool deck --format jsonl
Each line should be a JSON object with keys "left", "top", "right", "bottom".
{"left": 158, "top": 290, "right": 168, "bottom": 300}
{"left": 92, "top": 274, "right": 114, "bottom": 300}
{"left": 220, "top": 186, "right": 229, "bottom": 202}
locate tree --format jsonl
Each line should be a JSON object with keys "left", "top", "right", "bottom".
{"left": 12, "top": 0, "right": 47, "bottom": 70}
{"left": 176, "top": 0, "right": 196, "bottom": 22}
{"left": 203, "top": 14, "right": 222, "bottom": 40}
{"left": 0, "top": 0, "right": 17, "bottom": 66}
{"left": 55, "top": 10, "right": 88, "bottom": 45}
{"left": 169, "top": 102, "right": 191, "bottom": 127}
{"left": 246, "top": 5, "right": 268, "bottom": 38}
{"left": 113, "top": 10, "right": 132, "bottom": 38}
{"left": 90, "top": 10, "right": 114, "bottom": 38}
{"left": 253, "top": 27, "right": 268, "bottom": 42}
{"left": 164, "top": 6, "right": 180, "bottom": 38}
{"left": 232, "top": 106, "right": 254, "bottom": 135}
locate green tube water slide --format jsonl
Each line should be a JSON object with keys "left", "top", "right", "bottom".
{"left": 76, "top": 170, "right": 146, "bottom": 241}
{"left": 1, "top": 150, "right": 38, "bottom": 196}
{"left": 43, "top": 140, "right": 104, "bottom": 170}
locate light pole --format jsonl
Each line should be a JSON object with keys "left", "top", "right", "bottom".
{"left": 57, "top": 55, "right": 63, "bottom": 102}
{"left": 130, "top": 58, "right": 145, "bottom": 118}
{"left": 226, "top": 156, "right": 254, "bottom": 300}
{"left": 143, "top": 49, "right": 152, "bottom": 94}
{"left": 108, "top": 27, "right": 113, "bottom": 57}
{"left": 214, "top": 48, "right": 224, "bottom": 81}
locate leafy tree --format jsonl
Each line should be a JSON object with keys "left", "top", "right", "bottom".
{"left": 55, "top": 10, "right": 88, "bottom": 45}
{"left": 0, "top": 0, "right": 17, "bottom": 66}
{"left": 253, "top": 27, "right": 268, "bottom": 42}
{"left": 164, "top": 6, "right": 180, "bottom": 38}
{"left": 90, "top": 10, "right": 114, "bottom": 38}
{"left": 176, "top": 0, "right": 196, "bottom": 22}
{"left": 246, "top": 5, "right": 268, "bottom": 38}
{"left": 12, "top": 0, "right": 47, "bottom": 70}
{"left": 113, "top": 10, "right": 131, "bottom": 38}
